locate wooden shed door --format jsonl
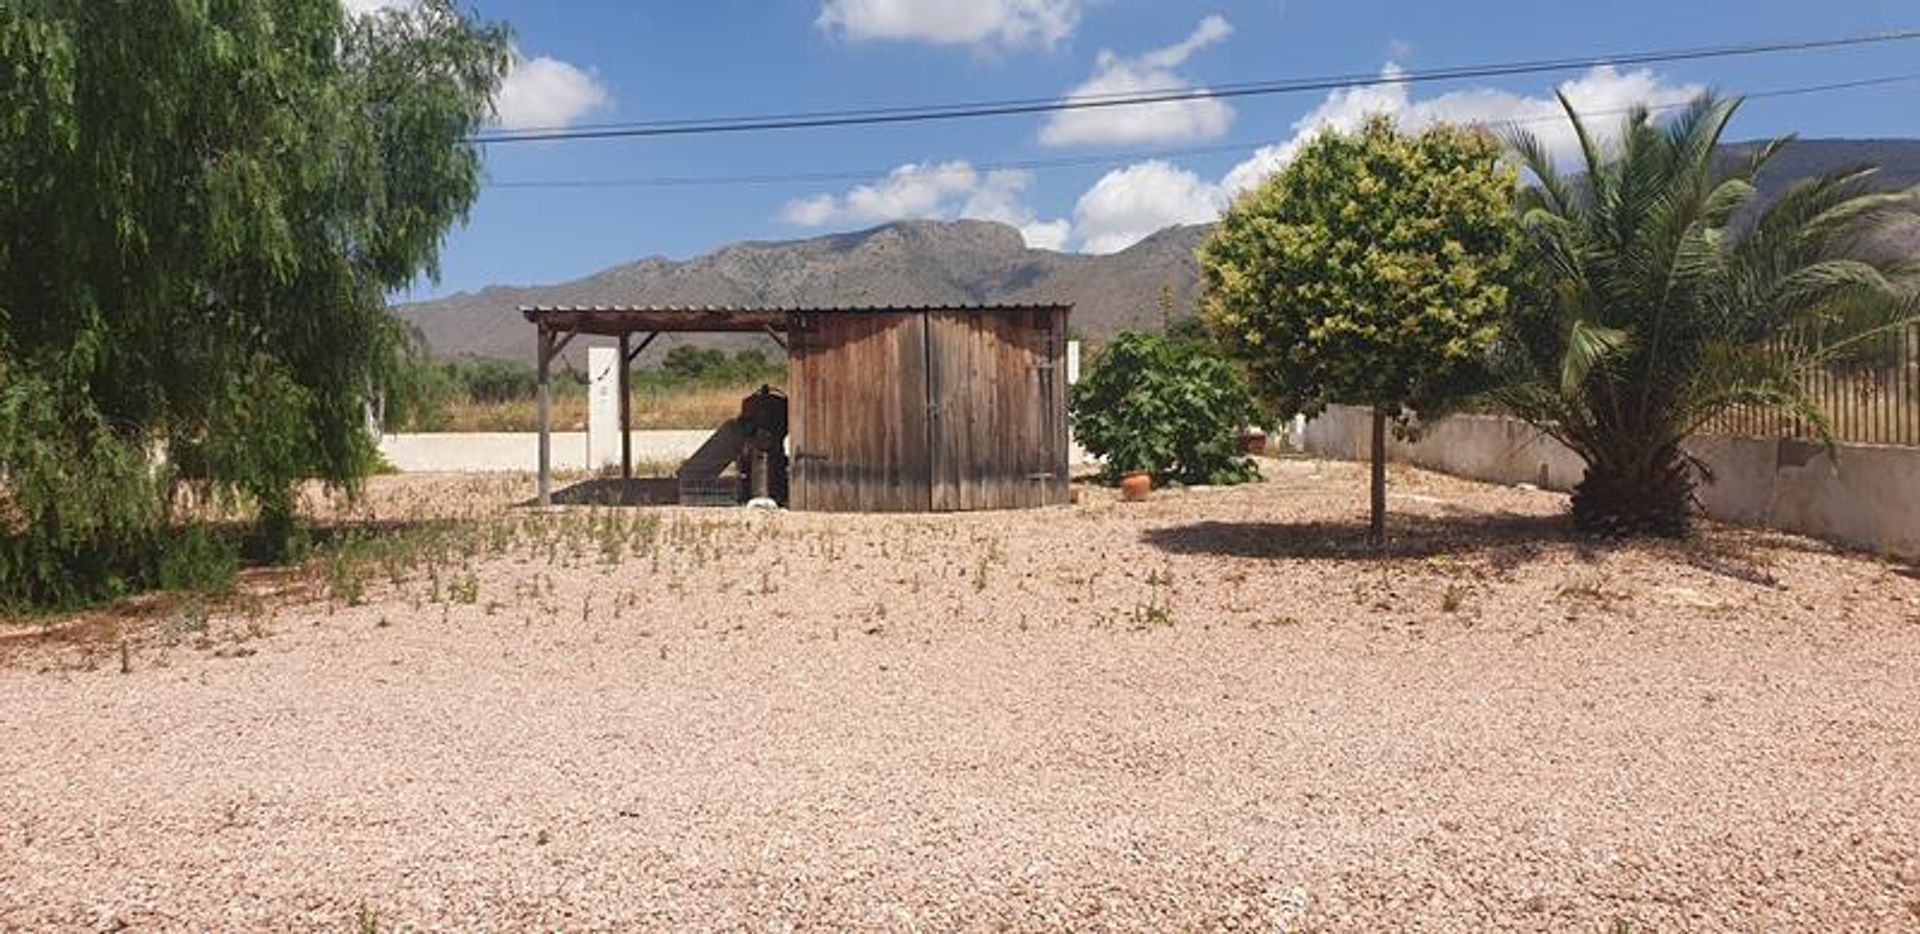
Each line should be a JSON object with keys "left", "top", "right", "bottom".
{"left": 788, "top": 313, "right": 934, "bottom": 512}
{"left": 927, "top": 310, "right": 1067, "bottom": 511}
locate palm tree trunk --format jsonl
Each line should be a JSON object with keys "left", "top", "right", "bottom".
{"left": 1571, "top": 445, "right": 1695, "bottom": 538}
{"left": 1368, "top": 407, "right": 1387, "bottom": 548}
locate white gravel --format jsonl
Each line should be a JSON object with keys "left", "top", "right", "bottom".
{"left": 4, "top": 460, "right": 1919, "bottom": 931}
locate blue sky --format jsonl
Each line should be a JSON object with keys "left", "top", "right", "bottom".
{"left": 372, "top": 1, "right": 1920, "bottom": 300}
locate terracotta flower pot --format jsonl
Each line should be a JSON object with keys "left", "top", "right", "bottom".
{"left": 1238, "top": 427, "right": 1268, "bottom": 456}
{"left": 1119, "top": 470, "right": 1153, "bottom": 502}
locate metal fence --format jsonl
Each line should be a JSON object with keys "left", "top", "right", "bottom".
{"left": 1713, "top": 323, "right": 1920, "bottom": 447}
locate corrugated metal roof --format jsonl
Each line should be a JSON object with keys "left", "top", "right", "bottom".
{"left": 518, "top": 302, "right": 1071, "bottom": 315}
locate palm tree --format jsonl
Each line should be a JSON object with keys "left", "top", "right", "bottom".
{"left": 1494, "top": 93, "right": 1919, "bottom": 537}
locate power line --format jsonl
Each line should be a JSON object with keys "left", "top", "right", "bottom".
{"left": 471, "top": 29, "right": 1920, "bottom": 144}
{"left": 482, "top": 72, "right": 1920, "bottom": 191}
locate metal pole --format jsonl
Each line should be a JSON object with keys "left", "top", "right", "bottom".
{"left": 619, "top": 332, "right": 634, "bottom": 482}
{"left": 537, "top": 326, "right": 552, "bottom": 507}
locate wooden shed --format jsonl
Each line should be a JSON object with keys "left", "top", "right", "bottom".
{"left": 521, "top": 303, "right": 1072, "bottom": 513}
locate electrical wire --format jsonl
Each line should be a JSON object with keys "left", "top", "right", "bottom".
{"left": 481, "top": 71, "right": 1920, "bottom": 191}
{"left": 471, "top": 29, "right": 1920, "bottom": 144}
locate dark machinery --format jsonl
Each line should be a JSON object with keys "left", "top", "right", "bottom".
{"left": 734, "top": 385, "right": 789, "bottom": 505}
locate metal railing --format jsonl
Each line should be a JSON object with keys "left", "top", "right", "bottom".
{"left": 1713, "top": 323, "right": 1919, "bottom": 447}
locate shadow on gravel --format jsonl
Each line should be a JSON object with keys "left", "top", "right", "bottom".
{"left": 1143, "top": 512, "right": 1836, "bottom": 588}
{"left": 524, "top": 478, "right": 682, "bottom": 508}
{"left": 1142, "top": 512, "right": 1579, "bottom": 564}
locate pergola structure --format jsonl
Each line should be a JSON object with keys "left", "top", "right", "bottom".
{"left": 522, "top": 304, "right": 791, "bottom": 506}
{"left": 522, "top": 301, "right": 1073, "bottom": 513}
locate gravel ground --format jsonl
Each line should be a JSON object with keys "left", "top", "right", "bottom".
{"left": 4, "top": 460, "right": 1920, "bottom": 931}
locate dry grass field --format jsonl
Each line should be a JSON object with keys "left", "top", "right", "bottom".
{"left": 4, "top": 460, "right": 1919, "bottom": 930}
{"left": 433, "top": 381, "right": 776, "bottom": 433}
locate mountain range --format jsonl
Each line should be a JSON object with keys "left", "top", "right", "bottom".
{"left": 397, "top": 139, "right": 1920, "bottom": 363}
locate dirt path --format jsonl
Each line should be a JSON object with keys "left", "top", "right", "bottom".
{"left": 4, "top": 462, "right": 1918, "bottom": 930}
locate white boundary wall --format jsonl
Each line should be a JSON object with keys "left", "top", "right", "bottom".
{"left": 380, "top": 431, "right": 711, "bottom": 474}
{"left": 1300, "top": 404, "right": 1920, "bottom": 560}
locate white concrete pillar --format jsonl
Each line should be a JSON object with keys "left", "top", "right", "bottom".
{"left": 586, "top": 345, "right": 620, "bottom": 470}
{"left": 1066, "top": 340, "right": 1083, "bottom": 466}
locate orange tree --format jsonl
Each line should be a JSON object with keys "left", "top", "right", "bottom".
{"left": 1199, "top": 116, "right": 1522, "bottom": 546}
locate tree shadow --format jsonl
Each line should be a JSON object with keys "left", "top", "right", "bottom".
{"left": 1142, "top": 509, "right": 1851, "bottom": 587}
{"left": 1141, "top": 511, "right": 1581, "bottom": 565}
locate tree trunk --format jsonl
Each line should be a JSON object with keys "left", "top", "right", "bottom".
{"left": 1368, "top": 406, "right": 1387, "bottom": 548}
{"left": 1571, "top": 447, "right": 1696, "bottom": 538}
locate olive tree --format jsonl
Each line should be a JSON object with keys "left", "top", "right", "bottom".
{"left": 1200, "top": 116, "right": 1522, "bottom": 546}
{"left": 0, "top": 1, "right": 509, "bottom": 606}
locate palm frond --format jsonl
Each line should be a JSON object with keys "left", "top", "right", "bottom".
{"left": 1505, "top": 128, "right": 1580, "bottom": 217}
{"left": 1561, "top": 318, "right": 1631, "bottom": 394}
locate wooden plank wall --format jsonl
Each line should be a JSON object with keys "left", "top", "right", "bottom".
{"left": 927, "top": 309, "right": 1070, "bottom": 511}
{"left": 788, "top": 312, "right": 933, "bottom": 512}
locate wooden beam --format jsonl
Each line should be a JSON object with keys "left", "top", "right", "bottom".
{"left": 550, "top": 328, "right": 580, "bottom": 358}
{"left": 626, "top": 331, "right": 660, "bottom": 364}
{"left": 618, "top": 332, "right": 633, "bottom": 482}
{"left": 762, "top": 324, "right": 788, "bottom": 350}
{"left": 536, "top": 326, "right": 553, "bottom": 507}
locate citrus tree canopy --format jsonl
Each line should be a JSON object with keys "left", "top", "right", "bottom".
{"left": 0, "top": 1, "right": 510, "bottom": 606}
{"left": 1199, "top": 116, "right": 1521, "bottom": 544}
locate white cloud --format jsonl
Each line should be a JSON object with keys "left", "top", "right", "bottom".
{"left": 492, "top": 55, "right": 614, "bottom": 131}
{"left": 780, "top": 162, "right": 1072, "bottom": 250}
{"left": 772, "top": 65, "right": 1706, "bottom": 257}
{"left": 340, "top": 3, "right": 612, "bottom": 132}
{"left": 817, "top": 0, "right": 1080, "bottom": 51}
{"left": 1072, "top": 160, "right": 1223, "bottom": 254}
{"left": 1066, "top": 64, "right": 1703, "bottom": 254}
{"left": 342, "top": 0, "right": 411, "bottom": 14}
{"left": 1220, "top": 63, "right": 1705, "bottom": 196}
{"left": 1040, "top": 15, "right": 1235, "bottom": 147}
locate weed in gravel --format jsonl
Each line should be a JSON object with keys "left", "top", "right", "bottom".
{"left": 449, "top": 573, "right": 480, "bottom": 605}
{"left": 167, "top": 602, "right": 211, "bottom": 642}
{"left": 1441, "top": 582, "right": 1469, "bottom": 614}
{"left": 1126, "top": 568, "right": 1177, "bottom": 630}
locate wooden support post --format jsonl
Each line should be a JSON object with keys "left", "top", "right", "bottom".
{"left": 618, "top": 332, "right": 633, "bottom": 482}
{"left": 537, "top": 326, "right": 553, "bottom": 507}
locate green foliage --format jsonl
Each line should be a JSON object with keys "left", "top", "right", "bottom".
{"left": 0, "top": 1, "right": 510, "bottom": 607}
{"left": 1068, "top": 331, "right": 1264, "bottom": 486}
{"left": 156, "top": 527, "right": 240, "bottom": 598}
{"left": 1199, "top": 116, "right": 1522, "bottom": 544}
{"left": 660, "top": 346, "right": 783, "bottom": 385}
{"left": 1491, "top": 93, "right": 1920, "bottom": 536}
{"left": 1200, "top": 116, "right": 1522, "bottom": 421}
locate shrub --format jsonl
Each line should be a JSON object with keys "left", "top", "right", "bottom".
{"left": 1069, "top": 331, "right": 1265, "bottom": 486}
{"left": 156, "top": 526, "right": 240, "bottom": 598}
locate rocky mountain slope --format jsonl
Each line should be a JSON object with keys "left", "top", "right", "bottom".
{"left": 398, "top": 139, "right": 1920, "bottom": 363}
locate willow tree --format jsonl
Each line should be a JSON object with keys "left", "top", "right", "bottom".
{"left": 0, "top": 1, "right": 510, "bottom": 606}
{"left": 1494, "top": 94, "right": 1920, "bottom": 537}
{"left": 1200, "top": 116, "right": 1522, "bottom": 546}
